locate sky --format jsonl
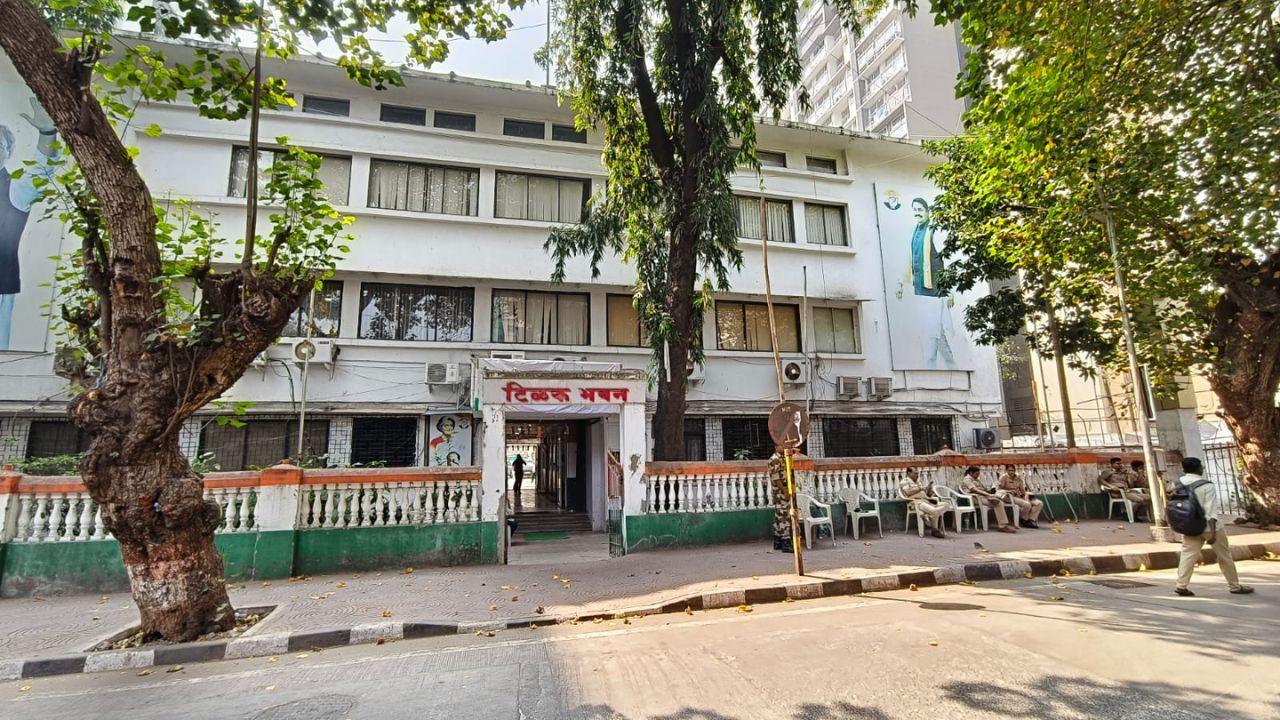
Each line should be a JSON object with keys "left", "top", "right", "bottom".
{"left": 376, "top": 2, "right": 550, "bottom": 85}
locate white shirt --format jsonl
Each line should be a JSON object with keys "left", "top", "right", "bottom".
{"left": 1176, "top": 473, "right": 1219, "bottom": 522}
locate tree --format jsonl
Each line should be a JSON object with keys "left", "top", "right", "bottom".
{"left": 543, "top": 0, "right": 887, "bottom": 460}
{"left": 0, "top": 0, "right": 515, "bottom": 640}
{"left": 924, "top": 1, "right": 1280, "bottom": 522}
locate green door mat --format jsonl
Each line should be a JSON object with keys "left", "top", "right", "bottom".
{"left": 522, "top": 531, "right": 569, "bottom": 541}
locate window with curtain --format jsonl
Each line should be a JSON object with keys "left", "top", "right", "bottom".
{"left": 804, "top": 203, "right": 848, "bottom": 246}
{"left": 282, "top": 280, "right": 343, "bottom": 338}
{"left": 228, "top": 147, "right": 351, "bottom": 205}
{"left": 366, "top": 159, "right": 479, "bottom": 216}
{"left": 606, "top": 294, "right": 643, "bottom": 347}
{"left": 716, "top": 301, "right": 800, "bottom": 352}
{"left": 494, "top": 172, "right": 588, "bottom": 223}
{"left": 491, "top": 290, "right": 591, "bottom": 345}
{"left": 684, "top": 418, "right": 707, "bottom": 461}
{"left": 358, "top": 283, "right": 474, "bottom": 342}
{"left": 734, "top": 196, "right": 794, "bottom": 243}
{"left": 813, "top": 306, "right": 861, "bottom": 354}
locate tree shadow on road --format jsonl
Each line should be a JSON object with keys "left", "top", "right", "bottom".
{"left": 942, "top": 674, "right": 1245, "bottom": 720}
{"left": 565, "top": 701, "right": 889, "bottom": 720}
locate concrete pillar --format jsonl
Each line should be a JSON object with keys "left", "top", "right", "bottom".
{"left": 256, "top": 462, "right": 304, "bottom": 532}
{"left": 1155, "top": 378, "right": 1204, "bottom": 466}
{"left": 620, "top": 403, "right": 647, "bottom": 518}
{"left": 0, "top": 468, "right": 21, "bottom": 543}
{"left": 480, "top": 404, "right": 506, "bottom": 522}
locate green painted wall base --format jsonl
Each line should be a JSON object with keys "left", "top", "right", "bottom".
{"left": 0, "top": 523, "right": 499, "bottom": 598}
{"left": 626, "top": 510, "right": 774, "bottom": 552}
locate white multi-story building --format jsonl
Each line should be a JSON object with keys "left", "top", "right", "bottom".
{"left": 785, "top": 0, "right": 967, "bottom": 139}
{"left": 0, "top": 45, "right": 1000, "bottom": 529}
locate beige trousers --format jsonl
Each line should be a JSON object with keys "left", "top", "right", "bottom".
{"left": 1008, "top": 495, "right": 1044, "bottom": 523}
{"left": 1176, "top": 530, "right": 1241, "bottom": 591}
{"left": 975, "top": 496, "right": 1010, "bottom": 527}
{"left": 914, "top": 499, "right": 954, "bottom": 529}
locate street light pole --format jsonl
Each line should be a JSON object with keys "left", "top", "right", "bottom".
{"left": 1097, "top": 185, "right": 1165, "bottom": 528}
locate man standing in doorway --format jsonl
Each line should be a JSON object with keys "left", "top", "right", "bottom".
{"left": 512, "top": 453, "right": 526, "bottom": 498}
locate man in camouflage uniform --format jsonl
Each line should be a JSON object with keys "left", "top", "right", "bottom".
{"left": 770, "top": 452, "right": 793, "bottom": 551}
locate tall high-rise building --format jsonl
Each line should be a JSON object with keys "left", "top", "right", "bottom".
{"left": 785, "top": 1, "right": 967, "bottom": 139}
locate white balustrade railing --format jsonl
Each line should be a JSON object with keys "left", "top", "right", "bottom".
{"left": 10, "top": 486, "right": 256, "bottom": 543}
{"left": 298, "top": 478, "right": 481, "bottom": 529}
{"left": 808, "top": 465, "right": 942, "bottom": 503}
{"left": 643, "top": 471, "right": 773, "bottom": 514}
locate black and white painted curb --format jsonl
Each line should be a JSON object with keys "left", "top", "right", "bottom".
{"left": 5, "top": 540, "right": 1277, "bottom": 682}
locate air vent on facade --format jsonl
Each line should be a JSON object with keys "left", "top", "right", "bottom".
{"left": 782, "top": 360, "right": 809, "bottom": 385}
{"left": 837, "top": 376, "right": 862, "bottom": 398}
{"left": 867, "top": 376, "right": 894, "bottom": 399}
{"left": 292, "top": 338, "right": 336, "bottom": 365}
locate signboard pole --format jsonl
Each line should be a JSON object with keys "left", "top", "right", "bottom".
{"left": 760, "top": 198, "right": 805, "bottom": 576}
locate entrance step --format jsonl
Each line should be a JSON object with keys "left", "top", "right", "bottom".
{"left": 511, "top": 512, "right": 593, "bottom": 533}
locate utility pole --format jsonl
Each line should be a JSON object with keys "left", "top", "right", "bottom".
{"left": 1043, "top": 295, "right": 1077, "bottom": 448}
{"left": 759, "top": 198, "right": 804, "bottom": 576}
{"left": 1097, "top": 185, "right": 1165, "bottom": 528}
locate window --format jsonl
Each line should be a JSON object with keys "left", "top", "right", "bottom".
{"left": 722, "top": 417, "right": 798, "bottom": 459}
{"left": 228, "top": 147, "right": 352, "bottom": 205}
{"left": 551, "top": 124, "right": 588, "bottom": 143}
{"left": 804, "top": 203, "right": 848, "bottom": 246}
{"left": 606, "top": 294, "right": 643, "bottom": 347}
{"left": 503, "top": 118, "right": 546, "bottom": 139}
{"left": 823, "top": 417, "right": 899, "bottom": 457}
{"left": 494, "top": 172, "right": 589, "bottom": 223}
{"left": 813, "top": 306, "right": 861, "bottom": 354}
{"left": 380, "top": 104, "right": 426, "bottom": 126}
{"left": 434, "top": 111, "right": 476, "bottom": 131}
{"left": 911, "top": 417, "right": 954, "bottom": 454}
{"left": 684, "top": 418, "right": 707, "bottom": 461}
{"left": 26, "top": 420, "right": 89, "bottom": 458}
{"left": 734, "top": 196, "right": 794, "bottom": 243}
{"left": 358, "top": 283, "right": 474, "bottom": 342}
{"left": 351, "top": 416, "right": 418, "bottom": 467}
{"left": 281, "top": 280, "right": 343, "bottom": 338}
{"left": 367, "top": 159, "right": 479, "bottom": 216}
{"left": 758, "top": 150, "right": 787, "bottom": 168}
{"left": 491, "top": 290, "right": 590, "bottom": 345}
{"left": 806, "top": 156, "right": 838, "bottom": 174}
{"left": 199, "top": 419, "right": 330, "bottom": 470}
{"left": 302, "top": 95, "right": 350, "bottom": 117}
{"left": 716, "top": 301, "right": 800, "bottom": 352}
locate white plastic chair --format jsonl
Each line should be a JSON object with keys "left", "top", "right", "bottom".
{"left": 1106, "top": 487, "right": 1134, "bottom": 523}
{"left": 837, "top": 485, "right": 883, "bottom": 540}
{"left": 796, "top": 493, "right": 835, "bottom": 549}
{"left": 934, "top": 485, "right": 977, "bottom": 533}
{"left": 898, "top": 487, "right": 928, "bottom": 537}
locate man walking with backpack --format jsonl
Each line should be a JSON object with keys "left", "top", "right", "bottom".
{"left": 1171, "top": 457, "right": 1254, "bottom": 597}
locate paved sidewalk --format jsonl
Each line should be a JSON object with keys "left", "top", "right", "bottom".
{"left": 1, "top": 521, "right": 1276, "bottom": 668}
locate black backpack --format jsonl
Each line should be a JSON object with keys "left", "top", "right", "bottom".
{"left": 1166, "top": 479, "right": 1212, "bottom": 536}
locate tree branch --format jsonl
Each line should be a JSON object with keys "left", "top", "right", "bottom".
{"left": 616, "top": 0, "right": 675, "bottom": 172}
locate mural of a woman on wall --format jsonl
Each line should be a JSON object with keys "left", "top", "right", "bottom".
{"left": 0, "top": 97, "right": 58, "bottom": 351}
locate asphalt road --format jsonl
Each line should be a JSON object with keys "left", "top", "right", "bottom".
{"left": 4, "top": 562, "right": 1277, "bottom": 720}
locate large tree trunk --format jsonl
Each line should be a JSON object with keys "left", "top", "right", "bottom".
{"left": 1208, "top": 289, "right": 1280, "bottom": 525}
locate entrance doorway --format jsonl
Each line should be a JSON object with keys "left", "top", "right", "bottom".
{"left": 504, "top": 418, "right": 609, "bottom": 562}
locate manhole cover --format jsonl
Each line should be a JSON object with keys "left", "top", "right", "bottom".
{"left": 252, "top": 695, "right": 358, "bottom": 720}
{"left": 1086, "top": 578, "right": 1155, "bottom": 589}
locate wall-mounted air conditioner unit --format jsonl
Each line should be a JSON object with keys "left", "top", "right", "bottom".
{"left": 973, "top": 427, "right": 1003, "bottom": 450}
{"left": 490, "top": 350, "right": 526, "bottom": 360}
{"left": 782, "top": 359, "right": 809, "bottom": 385}
{"left": 836, "top": 376, "right": 862, "bottom": 399}
{"left": 292, "top": 338, "right": 336, "bottom": 365}
{"left": 867, "top": 376, "right": 894, "bottom": 399}
{"left": 425, "top": 362, "right": 465, "bottom": 385}
{"left": 549, "top": 354, "right": 587, "bottom": 362}
{"left": 687, "top": 361, "right": 706, "bottom": 383}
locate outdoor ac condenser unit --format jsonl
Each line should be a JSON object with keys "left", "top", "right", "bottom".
{"left": 836, "top": 376, "right": 862, "bottom": 399}
{"left": 867, "top": 377, "right": 894, "bottom": 399}
{"left": 292, "top": 338, "right": 336, "bottom": 365}
{"left": 973, "top": 427, "right": 1003, "bottom": 450}
{"left": 687, "top": 361, "right": 706, "bottom": 382}
{"left": 425, "top": 362, "right": 464, "bottom": 385}
{"left": 782, "top": 360, "right": 809, "bottom": 385}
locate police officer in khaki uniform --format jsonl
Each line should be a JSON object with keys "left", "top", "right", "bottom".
{"left": 960, "top": 466, "right": 1016, "bottom": 533}
{"left": 1099, "top": 457, "right": 1150, "bottom": 521}
{"left": 900, "top": 468, "right": 953, "bottom": 539}
{"left": 998, "top": 464, "right": 1044, "bottom": 529}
